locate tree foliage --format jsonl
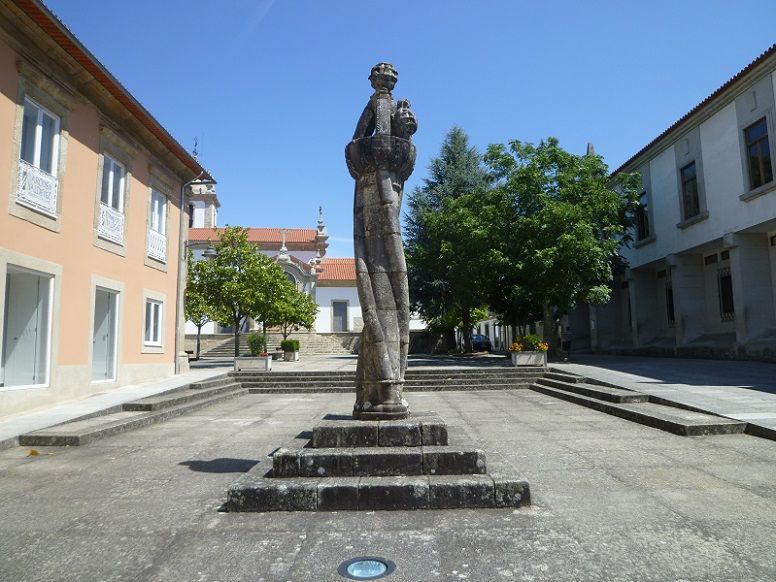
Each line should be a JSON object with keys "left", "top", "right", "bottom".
{"left": 203, "top": 226, "right": 289, "bottom": 357}
{"left": 265, "top": 282, "right": 319, "bottom": 340}
{"left": 184, "top": 251, "right": 214, "bottom": 359}
{"left": 405, "top": 126, "right": 492, "bottom": 352}
{"left": 483, "top": 137, "right": 640, "bottom": 349}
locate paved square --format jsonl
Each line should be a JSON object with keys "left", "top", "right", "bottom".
{"left": 2, "top": 389, "right": 775, "bottom": 581}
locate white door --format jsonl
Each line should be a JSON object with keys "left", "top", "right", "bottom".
{"left": 1, "top": 269, "right": 51, "bottom": 387}
{"left": 92, "top": 289, "right": 117, "bottom": 381}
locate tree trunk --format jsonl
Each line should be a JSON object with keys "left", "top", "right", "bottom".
{"left": 195, "top": 324, "right": 202, "bottom": 359}
{"left": 542, "top": 300, "right": 557, "bottom": 355}
{"left": 444, "top": 327, "right": 456, "bottom": 351}
{"left": 461, "top": 307, "right": 472, "bottom": 353}
{"left": 233, "top": 315, "right": 241, "bottom": 358}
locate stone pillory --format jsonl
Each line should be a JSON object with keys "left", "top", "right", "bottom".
{"left": 346, "top": 62, "right": 417, "bottom": 421}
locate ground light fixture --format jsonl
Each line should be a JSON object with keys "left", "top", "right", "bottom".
{"left": 337, "top": 557, "right": 396, "bottom": 580}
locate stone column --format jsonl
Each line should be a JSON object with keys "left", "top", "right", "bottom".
{"left": 666, "top": 253, "right": 705, "bottom": 346}
{"left": 724, "top": 232, "right": 776, "bottom": 344}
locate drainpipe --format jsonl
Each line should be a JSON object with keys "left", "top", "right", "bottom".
{"left": 174, "top": 171, "right": 214, "bottom": 374}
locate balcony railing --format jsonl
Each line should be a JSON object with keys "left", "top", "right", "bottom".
{"left": 147, "top": 229, "right": 167, "bottom": 262}
{"left": 98, "top": 203, "right": 124, "bottom": 245}
{"left": 16, "top": 159, "right": 58, "bottom": 217}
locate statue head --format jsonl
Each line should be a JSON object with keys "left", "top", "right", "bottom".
{"left": 369, "top": 62, "right": 397, "bottom": 93}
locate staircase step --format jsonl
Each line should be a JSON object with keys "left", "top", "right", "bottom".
{"left": 19, "top": 388, "right": 247, "bottom": 446}
{"left": 535, "top": 377, "right": 648, "bottom": 403}
{"left": 189, "top": 374, "right": 233, "bottom": 390}
{"left": 246, "top": 382, "right": 534, "bottom": 394}
{"left": 226, "top": 459, "right": 529, "bottom": 512}
{"left": 529, "top": 383, "right": 746, "bottom": 436}
{"left": 544, "top": 371, "right": 584, "bottom": 383}
{"left": 122, "top": 382, "right": 242, "bottom": 411}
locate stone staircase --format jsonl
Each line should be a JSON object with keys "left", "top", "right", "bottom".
{"left": 19, "top": 375, "right": 244, "bottom": 446}
{"left": 530, "top": 370, "right": 747, "bottom": 436}
{"left": 231, "top": 366, "right": 546, "bottom": 394}
{"left": 199, "top": 332, "right": 359, "bottom": 357}
{"left": 227, "top": 412, "right": 530, "bottom": 512}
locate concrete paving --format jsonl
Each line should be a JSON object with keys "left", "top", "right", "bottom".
{"left": 554, "top": 354, "right": 776, "bottom": 435}
{"left": 1, "top": 389, "right": 775, "bottom": 581}
{"left": 0, "top": 364, "right": 231, "bottom": 449}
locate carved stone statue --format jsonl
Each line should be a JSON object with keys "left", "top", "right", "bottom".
{"left": 345, "top": 62, "right": 417, "bottom": 420}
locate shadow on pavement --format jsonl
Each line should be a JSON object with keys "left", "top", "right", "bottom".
{"left": 179, "top": 458, "right": 259, "bottom": 473}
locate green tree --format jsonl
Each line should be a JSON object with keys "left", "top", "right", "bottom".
{"left": 184, "top": 251, "right": 214, "bottom": 359}
{"left": 405, "top": 126, "right": 492, "bottom": 352}
{"left": 204, "top": 226, "right": 289, "bottom": 357}
{"left": 484, "top": 138, "right": 640, "bottom": 351}
{"left": 265, "top": 283, "right": 318, "bottom": 340}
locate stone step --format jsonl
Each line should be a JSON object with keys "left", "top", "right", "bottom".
{"left": 535, "top": 377, "right": 649, "bottom": 403}
{"left": 543, "top": 371, "right": 584, "bottom": 383}
{"left": 239, "top": 377, "right": 537, "bottom": 388}
{"left": 529, "top": 383, "right": 747, "bottom": 436}
{"left": 246, "top": 383, "right": 534, "bottom": 394}
{"left": 273, "top": 445, "right": 486, "bottom": 478}
{"left": 18, "top": 388, "right": 247, "bottom": 446}
{"left": 226, "top": 458, "right": 529, "bottom": 512}
{"left": 230, "top": 368, "right": 544, "bottom": 379}
{"left": 122, "top": 382, "right": 243, "bottom": 411}
{"left": 189, "top": 374, "right": 233, "bottom": 390}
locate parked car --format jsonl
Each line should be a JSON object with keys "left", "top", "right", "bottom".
{"left": 470, "top": 334, "right": 492, "bottom": 352}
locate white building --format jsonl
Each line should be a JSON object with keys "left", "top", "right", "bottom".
{"left": 578, "top": 44, "right": 776, "bottom": 360}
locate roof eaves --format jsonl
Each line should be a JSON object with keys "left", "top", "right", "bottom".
{"left": 613, "top": 43, "right": 776, "bottom": 176}
{"left": 16, "top": 0, "right": 214, "bottom": 182}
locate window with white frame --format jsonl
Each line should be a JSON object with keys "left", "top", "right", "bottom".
{"left": 149, "top": 189, "right": 166, "bottom": 234}
{"left": 17, "top": 97, "right": 60, "bottom": 216}
{"left": 100, "top": 155, "right": 125, "bottom": 211}
{"left": 97, "top": 154, "right": 126, "bottom": 245}
{"left": 147, "top": 189, "right": 167, "bottom": 262}
{"left": 144, "top": 299, "right": 163, "bottom": 345}
{"left": 21, "top": 97, "right": 59, "bottom": 174}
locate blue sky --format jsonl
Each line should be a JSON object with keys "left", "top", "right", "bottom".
{"left": 45, "top": 0, "right": 776, "bottom": 257}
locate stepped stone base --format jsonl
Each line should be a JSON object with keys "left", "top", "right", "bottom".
{"left": 226, "top": 411, "right": 531, "bottom": 512}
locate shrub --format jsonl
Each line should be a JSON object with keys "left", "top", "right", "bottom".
{"left": 510, "top": 334, "right": 548, "bottom": 352}
{"left": 247, "top": 333, "right": 267, "bottom": 356}
{"left": 280, "top": 339, "right": 300, "bottom": 352}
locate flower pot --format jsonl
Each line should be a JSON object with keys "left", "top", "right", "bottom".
{"left": 234, "top": 355, "right": 272, "bottom": 372}
{"left": 510, "top": 351, "right": 547, "bottom": 367}
{"left": 284, "top": 350, "right": 299, "bottom": 362}
{"left": 271, "top": 349, "right": 284, "bottom": 361}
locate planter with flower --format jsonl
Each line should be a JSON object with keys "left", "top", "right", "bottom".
{"left": 280, "top": 339, "right": 300, "bottom": 362}
{"left": 508, "top": 334, "right": 549, "bottom": 367}
{"left": 234, "top": 332, "right": 271, "bottom": 372}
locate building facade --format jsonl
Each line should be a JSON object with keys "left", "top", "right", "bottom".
{"left": 585, "top": 44, "right": 776, "bottom": 359}
{"left": 0, "top": 0, "right": 212, "bottom": 416}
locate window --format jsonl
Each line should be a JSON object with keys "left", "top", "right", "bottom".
{"left": 147, "top": 189, "right": 167, "bottom": 262}
{"left": 636, "top": 191, "right": 650, "bottom": 240}
{"left": 144, "top": 299, "right": 163, "bottom": 345}
{"left": 21, "top": 97, "right": 59, "bottom": 175}
{"left": 744, "top": 117, "right": 773, "bottom": 189}
{"left": 149, "top": 190, "right": 166, "bottom": 235}
{"left": 188, "top": 203, "right": 194, "bottom": 228}
{"left": 2, "top": 267, "right": 52, "bottom": 388}
{"left": 17, "top": 97, "right": 60, "bottom": 217}
{"left": 680, "top": 162, "right": 700, "bottom": 219}
{"left": 717, "top": 268, "right": 734, "bottom": 321}
{"left": 100, "top": 155, "right": 125, "bottom": 211}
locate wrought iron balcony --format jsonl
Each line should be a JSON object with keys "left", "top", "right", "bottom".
{"left": 98, "top": 203, "right": 124, "bottom": 245}
{"left": 16, "top": 159, "right": 58, "bottom": 217}
{"left": 147, "top": 229, "right": 167, "bottom": 262}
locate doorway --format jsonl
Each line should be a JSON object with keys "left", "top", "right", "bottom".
{"left": 92, "top": 288, "right": 118, "bottom": 382}
{"left": 1, "top": 267, "right": 52, "bottom": 388}
{"left": 332, "top": 301, "right": 348, "bottom": 332}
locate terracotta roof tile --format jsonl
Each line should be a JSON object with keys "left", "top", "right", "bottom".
{"left": 318, "top": 258, "right": 356, "bottom": 282}
{"left": 188, "top": 228, "right": 318, "bottom": 245}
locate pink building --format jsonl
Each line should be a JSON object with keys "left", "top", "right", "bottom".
{"left": 0, "top": 0, "right": 213, "bottom": 416}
